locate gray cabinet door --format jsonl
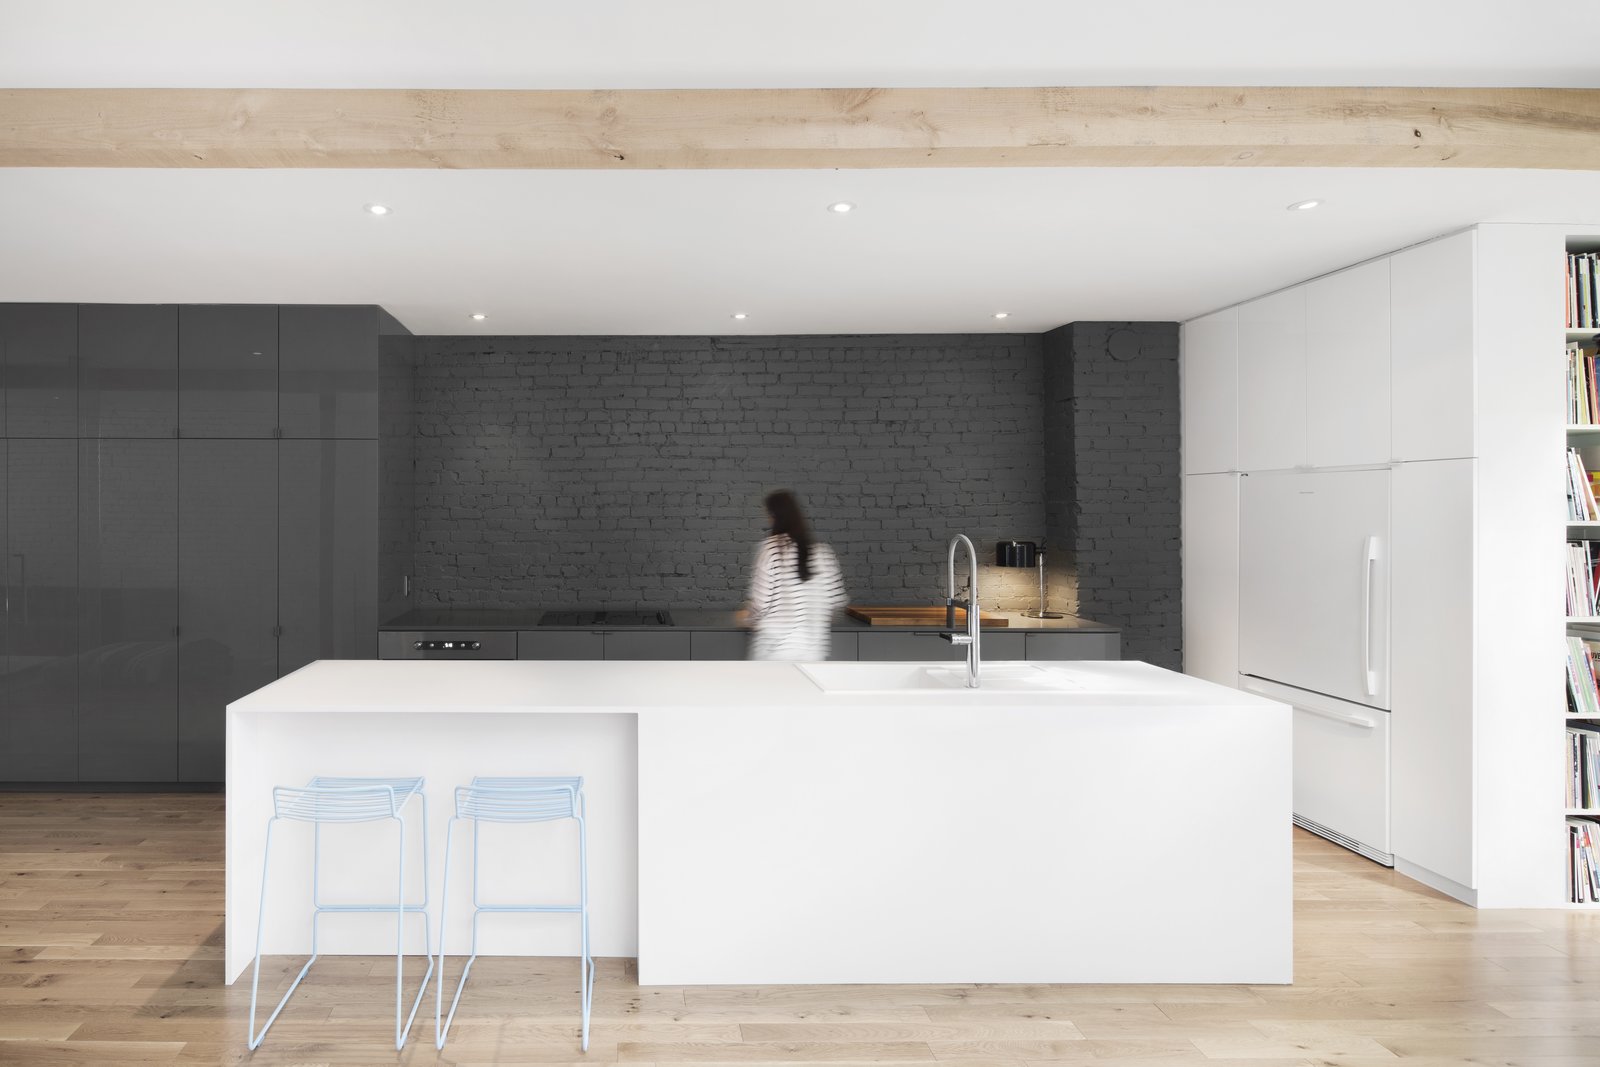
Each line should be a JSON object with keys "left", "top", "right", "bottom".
{"left": 279, "top": 306, "right": 378, "bottom": 439}
{"left": 179, "top": 440, "right": 277, "bottom": 782}
{"left": 518, "top": 631, "right": 605, "bottom": 660}
{"left": 2, "top": 441, "right": 78, "bottom": 782}
{"left": 691, "top": 630, "right": 749, "bottom": 660}
{"left": 278, "top": 440, "right": 378, "bottom": 675}
{"left": 857, "top": 632, "right": 964, "bottom": 661}
{"left": 829, "top": 631, "right": 858, "bottom": 661}
{"left": 179, "top": 305, "right": 278, "bottom": 438}
{"left": 605, "top": 631, "right": 692, "bottom": 660}
{"left": 2, "top": 304, "right": 77, "bottom": 438}
{"left": 78, "top": 440, "right": 177, "bottom": 781}
{"left": 1025, "top": 632, "right": 1121, "bottom": 661}
{"left": 79, "top": 305, "right": 178, "bottom": 438}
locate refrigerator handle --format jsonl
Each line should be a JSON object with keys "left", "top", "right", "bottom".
{"left": 1363, "top": 535, "right": 1379, "bottom": 697}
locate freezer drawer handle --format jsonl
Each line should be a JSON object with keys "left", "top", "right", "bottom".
{"left": 1297, "top": 700, "right": 1376, "bottom": 730}
{"left": 1241, "top": 680, "right": 1376, "bottom": 729}
{"left": 1362, "top": 535, "right": 1379, "bottom": 698}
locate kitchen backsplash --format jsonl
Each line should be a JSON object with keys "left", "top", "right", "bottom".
{"left": 412, "top": 333, "right": 1048, "bottom": 612}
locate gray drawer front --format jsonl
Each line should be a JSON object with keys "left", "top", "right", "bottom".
{"left": 379, "top": 631, "right": 518, "bottom": 659}
{"left": 692, "top": 630, "right": 749, "bottom": 660}
{"left": 829, "top": 631, "right": 858, "bottom": 661}
{"left": 518, "top": 631, "right": 604, "bottom": 660}
{"left": 1025, "top": 632, "right": 1120, "bottom": 661}
{"left": 856, "top": 631, "right": 1024, "bottom": 662}
{"left": 606, "top": 631, "right": 692, "bottom": 661}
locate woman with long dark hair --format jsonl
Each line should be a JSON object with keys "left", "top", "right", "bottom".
{"left": 744, "top": 490, "right": 847, "bottom": 660}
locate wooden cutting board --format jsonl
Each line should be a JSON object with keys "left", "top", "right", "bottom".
{"left": 846, "top": 605, "right": 1009, "bottom": 627}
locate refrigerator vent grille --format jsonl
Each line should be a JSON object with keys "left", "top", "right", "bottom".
{"left": 1293, "top": 813, "right": 1394, "bottom": 868}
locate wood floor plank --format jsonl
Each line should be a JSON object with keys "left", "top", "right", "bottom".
{"left": 3, "top": 797, "right": 1600, "bottom": 1065}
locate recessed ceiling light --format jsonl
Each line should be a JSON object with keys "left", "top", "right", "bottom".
{"left": 827, "top": 201, "right": 855, "bottom": 214}
{"left": 1287, "top": 199, "right": 1322, "bottom": 212}
{"left": 365, "top": 203, "right": 391, "bottom": 216}
{"left": 470, "top": 313, "right": 486, "bottom": 321}
{"left": 993, "top": 312, "right": 1010, "bottom": 320}
{"left": 730, "top": 312, "right": 748, "bottom": 320}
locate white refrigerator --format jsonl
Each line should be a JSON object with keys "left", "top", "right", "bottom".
{"left": 1238, "top": 468, "right": 1393, "bottom": 864}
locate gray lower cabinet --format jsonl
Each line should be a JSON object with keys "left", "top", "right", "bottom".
{"left": 179, "top": 440, "right": 278, "bottom": 783}
{"left": 829, "top": 631, "right": 859, "bottom": 661}
{"left": 178, "top": 305, "right": 279, "bottom": 438}
{"left": 78, "top": 440, "right": 178, "bottom": 781}
{"left": 517, "top": 630, "right": 693, "bottom": 660}
{"left": 691, "top": 630, "right": 749, "bottom": 660}
{"left": 2, "top": 304, "right": 77, "bottom": 438}
{"left": 280, "top": 306, "right": 379, "bottom": 439}
{"left": 856, "top": 631, "right": 1026, "bottom": 661}
{"left": 3, "top": 441, "right": 78, "bottom": 782}
{"left": 605, "top": 631, "right": 692, "bottom": 660}
{"left": 1025, "top": 632, "right": 1121, "bottom": 660}
{"left": 519, "top": 631, "right": 604, "bottom": 660}
{"left": 279, "top": 440, "right": 378, "bottom": 675}
{"left": 78, "top": 305, "right": 178, "bottom": 439}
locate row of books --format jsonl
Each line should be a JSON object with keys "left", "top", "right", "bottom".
{"left": 1567, "top": 448, "right": 1600, "bottom": 521}
{"left": 1568, "top": 542, "right": 1600, "bottom": 617}
{"left": 1570, "top": 819, "right": 1600, "bottom": 902}
{"left": 1568, "top": 343, "right": 1600, "bottom": 424}
{"left": 1570, "top": 252, "right": 1600, "bottom": 330}
{"left": 1569, "top": 726, "right": 1600, "bottom": 809}
{"left": 1565, "top": 636, "right": 1600, "bottom": 717}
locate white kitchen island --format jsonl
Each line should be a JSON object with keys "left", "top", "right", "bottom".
{"left": 225, "top": 659, "right": 1291, "bottom": 986}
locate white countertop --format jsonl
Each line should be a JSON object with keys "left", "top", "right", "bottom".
{"left": 231, "top": 658, "right": 1281, "bottom": 715}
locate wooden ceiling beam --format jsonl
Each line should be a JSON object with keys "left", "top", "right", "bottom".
{"left": 2, "top": 86, "right": 1597, "bottom": 169}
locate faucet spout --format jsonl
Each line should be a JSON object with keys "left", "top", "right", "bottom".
{"left": 945, "top": 535, "right": 981, "bottom": 688}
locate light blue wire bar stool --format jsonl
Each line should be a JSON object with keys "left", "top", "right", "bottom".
{"left": 436, "top": 776, "right": 593, "bottom": 1052}
{"left": 247, "top": 776, "right": 434, "bottom": 1051}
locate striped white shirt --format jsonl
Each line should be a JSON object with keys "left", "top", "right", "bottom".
{"left": 746, "top": 534, "right": 847, "bottom": 661}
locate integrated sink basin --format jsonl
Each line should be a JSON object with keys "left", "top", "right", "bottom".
{"left": 797, "top": 661, "right": 1083, "bottom": 694}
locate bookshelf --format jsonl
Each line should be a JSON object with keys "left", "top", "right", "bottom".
{"left": 1564, "top": 237, "right": 1600, "bottom": 905}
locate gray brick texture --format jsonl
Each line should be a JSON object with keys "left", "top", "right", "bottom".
{"left": 411, "top": 334, "right": 1051, "bottom": 612}
{"left": 1043, "top": 323, "right": 1181, "bottom": 669}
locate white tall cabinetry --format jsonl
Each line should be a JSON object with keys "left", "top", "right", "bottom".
{"left": 1182, "top": 224, "right": 1571, "bottom": 907}
{"left": 1180, "top": 308, "right": 1240, "bottom": 689}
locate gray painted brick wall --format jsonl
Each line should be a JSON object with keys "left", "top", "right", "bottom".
{"left": 1044, "top": 323, "right": 1181, "bottom": 669}
{"left": 412, "top": 334, "right": 1048, "bottom": 611}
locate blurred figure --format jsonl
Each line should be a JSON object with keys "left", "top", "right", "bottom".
{"left": 743, "top": 490, "right": 847, "bottom": 661}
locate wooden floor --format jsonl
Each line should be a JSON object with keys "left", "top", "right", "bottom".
{"left": 3, "top": 796, "right": 1600, "bottom": 1067}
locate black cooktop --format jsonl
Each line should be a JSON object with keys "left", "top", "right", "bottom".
{"left": 537, "top": 610, "right": 674, "bottom": 627}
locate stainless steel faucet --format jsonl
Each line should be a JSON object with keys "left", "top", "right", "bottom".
{"left": 943, "top": 534, "right": 981, "bottom": 688}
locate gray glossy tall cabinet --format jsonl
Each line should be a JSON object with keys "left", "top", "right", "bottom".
{"left": 0, "top": 303, "right": 407, "bottom": 785}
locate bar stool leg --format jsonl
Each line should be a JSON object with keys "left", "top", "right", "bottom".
{"left": 391, "top": 801, "right": 435, "bottom": 1051}
{"left": 579, "top": 809, "right": 592, "bottom": 1053}
{"left": 248, "top": 818, "right": 318, "bottom": 1050}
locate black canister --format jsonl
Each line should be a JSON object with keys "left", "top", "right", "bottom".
{"left": 995, "top": 540, "right": 1037, "bottom": 567}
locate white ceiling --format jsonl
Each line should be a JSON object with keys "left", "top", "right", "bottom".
{"left": 3, "top": 1, "right": 1599, "bottom": 335}
{"left": 5, "top": 0, "right": 1599, "bottom": 88}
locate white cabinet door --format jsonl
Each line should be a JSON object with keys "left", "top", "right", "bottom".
{"left": 1239, "top": 468, "right": 1391, "bottom": 710}
{"left": 1390, "top": 458, "right": 1475, "bottom": 889}
{"left": 1391, "top": 231, "right": 1476, "bottom": 462}
{"left": 1307, "top": 259, "right": 1392, "bottom": 467}
{"left": 1236, "top": 286, "right": 1307, "bottom": 472}
{"left": 1182, "top": 308, "right": 1237, "bottom": 475}
{"left": 1182, "top": 473, "right": 1239, "bottom": 686}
